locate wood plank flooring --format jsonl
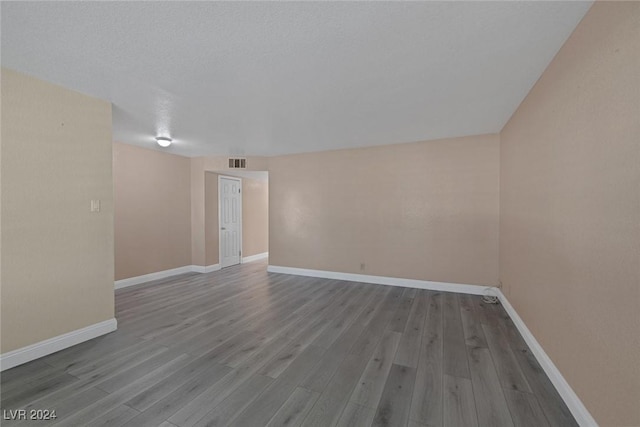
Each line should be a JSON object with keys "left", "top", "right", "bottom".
{"left": 0, "top": 261, "right": 577, "bottom": 426}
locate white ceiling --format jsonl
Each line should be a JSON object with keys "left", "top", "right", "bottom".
{"left": 1, "top": 1, "right": 592, "bottom": 158}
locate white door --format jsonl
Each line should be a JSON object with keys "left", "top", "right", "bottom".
{"left": 219, "top": 176, "right": 242, "bottom": 268}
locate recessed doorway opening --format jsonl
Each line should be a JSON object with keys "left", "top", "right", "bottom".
{"left": 212, "top": 170, "right": 268, "bottom": 269}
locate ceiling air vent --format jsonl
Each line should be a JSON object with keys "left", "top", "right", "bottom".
{"left": 228, "top": 158, "right": 247, "bottom": 169}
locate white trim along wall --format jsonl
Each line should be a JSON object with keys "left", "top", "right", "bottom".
{"left": 114, "top": 265, "right": 220, "bottom": 289}
{"left": 1, "top": 253, "right": 275, "bottom": 371}
{"left": 0, "top": 319, "right": 118, "bottom": 372}
{"left": 266, "top": 264, "right": 598, "bottom": 427}
{"left": 116, "top": 265, "right": 194, "bottom": 289}
{"left": 114, "top": 252, "right": 269, "bottom": 290}
{"left": 242, "top": 252, "right": 269, "bottom": 264}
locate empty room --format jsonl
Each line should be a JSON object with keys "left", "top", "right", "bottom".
{"left": 0, "top": 1, "right": 638, "bottom": 427}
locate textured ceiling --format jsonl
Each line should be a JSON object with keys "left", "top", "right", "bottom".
{"left": 1, "top": 1, "right": 592, "bottom": 157}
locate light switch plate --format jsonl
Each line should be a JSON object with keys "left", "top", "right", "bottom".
{"left": 90, "top": 199, "right": 100, "bottom": 212}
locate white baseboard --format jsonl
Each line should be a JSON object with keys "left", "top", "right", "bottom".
{"left": 267, "top": 264, "right": 596, "bottom": 426}
{"left": 0, "top": 318, "right": 117, "bottom": 372}
{"left": 266, "top": 265, "right": 486, "bottom": 295}
{"left": 206, "top": 264, "right": 221, "bottom": 273}
{"left": 115, "top": 264, "right": 221, "bottom": 289}
{"left": 243, "top": 252, "right": 269, "bottom": 264}
{"left": 191, "top": 264, "right": 221, "bottom": 274}
{"left": 496, "top": 290, "right": 597, "bottom": 427}
{"left": 115, "top": 266, "right": 194, "bottom": 289}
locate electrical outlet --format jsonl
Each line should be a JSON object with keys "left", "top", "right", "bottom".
{"left": 360, "top": 263, "right": 365, "bottom": 271}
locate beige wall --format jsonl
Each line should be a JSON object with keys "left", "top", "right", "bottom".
{"left": 242, "top": 178, "right": 269, "bottom": 257}
{"left": 113, "top": 142, "right": 191, "bottom": 280}
{"left": 190, "top": 155, "right": 269, "bottom": 267}
{"left": 499, "top": 3, "right": 640, "bottom": 426}
{"left": 203, "top": 174, "right": 268, "bottom": 266}
{"left": 203, "top": 156, "right": 269, "bottom": 172}
{"left": 1, "top": 69, "right": 114, "bottom": 352}
{"left": 205, "top": 172, "right": 219, "bottom": 266}
{"left": 114, "top": 152, "right": 267, "bottom": 272}
{"left": 191, "top": 157, "right": 206, "bottom": 267}
{"left": 116, "top": 151, "right": 268, "bottom": 270}
{"left": 269, "top": 134, "right": 500, "bottom": 286}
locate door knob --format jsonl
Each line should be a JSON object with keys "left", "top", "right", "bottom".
{"left": 221, "top": 227, "right": 226, "bottom": 230}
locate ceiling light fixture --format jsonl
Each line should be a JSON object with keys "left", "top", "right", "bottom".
{"left": 156, "top": 136, "right": 172, "bottom": 147}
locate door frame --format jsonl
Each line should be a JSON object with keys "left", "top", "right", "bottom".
{"left": 218, "top": 175, "right": 243, "bottom": 267}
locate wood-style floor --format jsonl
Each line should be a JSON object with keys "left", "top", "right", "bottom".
{"left": 1, "top": 261, "right": 577, "bottom": 427}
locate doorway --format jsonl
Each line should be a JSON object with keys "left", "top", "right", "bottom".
{"left": 219, "top": 175, "right": 242, "bottom": 268}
